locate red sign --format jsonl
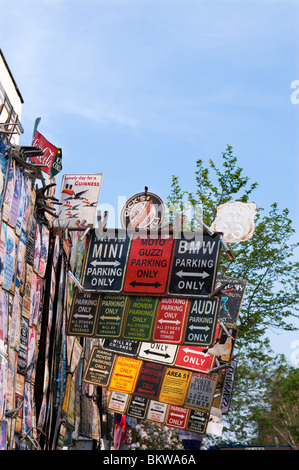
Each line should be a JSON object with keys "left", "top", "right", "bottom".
{"left": 32, "top": 130, "right": 62, "bottom": 176}
{"left": 165, "top": 405, "right": 189, "bottom": 429}
{"left": 123, "top": 234, "right": 173, "bottom": 295}
{"left": 134, "top": 361, "right": 166, "bottom": 399}
{"left": 153, "top": 298, "right": 190, "bottom": 344}
{"left": 175, "top": 345, "right": 215, "bottom": 372}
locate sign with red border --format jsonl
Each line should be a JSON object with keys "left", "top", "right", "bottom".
{"left": 123, "top": 234, "right": 173, "bottom": 295}
{"left": 153, "top": 298, "right": 190, "bottom": 344}
{"left": 175, "top": 345, "right": 215, "bottom": 372}
{"left": 165, "top": 405, "right": 189, "bottom": 430}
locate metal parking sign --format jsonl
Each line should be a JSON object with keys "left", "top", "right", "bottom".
{"left": 123, "top": 234, "right": 173, "bottom": 295}
{"left": 175, "top": 345, "right": 215, "bottom": 372}
{"left": 134, "top": 361, "right": 166, "bottom": 400}
{"left": 95, "top": 295, "right": 128, "bottom": 338}
{"left": 146, "top": 400, "right": 167, "bottom": 424}
{"left": 127, "top": 395, "right": 149, "bottom": 419}
{"left": 168, "top": 233, "right": 220, "bottom": 297}
{"left": 67, "top": 288, "right": 101, "bottom": 337}
{"left": 165, "top": 405, "right": 189, "bottom": 430}
{"left": 82, "top": 229, "right": 130, "bottom": 292}
{"left": 109, "top": 355, "right": 142, "bottom": 394}
{"left": 186, "top": 410, "right": 209, "bottom": 434}
{"left": 108, "top": 391, "right": 129, "bottom": 413}
{"left": 183, "top": 298, "right": 219, "bottom": 346}
{"left": 83, "top": 347, "right": 116, "bottom": 387}
{"left": 138, "top": 342, "right": 178, "bottom": 365}
{"left": 123, "top": 296, "right": 158, "bottom": 341}
{"left": 152, "top": 298, "right": 190, "bottom": 344}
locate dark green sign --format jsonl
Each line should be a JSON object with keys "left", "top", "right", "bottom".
{"left": 123, "top": 296, "right": 158, "bottom": 341}
{"left": 95, "top": 295, "right": 128, "bottom": 338}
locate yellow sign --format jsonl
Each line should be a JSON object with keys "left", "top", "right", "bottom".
{"left": 109, "top": 355, "right": 142, "bottom": 394}
{"left": 159, "top": 367, "right": 191, "bottom": 406}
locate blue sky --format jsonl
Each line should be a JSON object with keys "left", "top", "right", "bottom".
{"left": 1, "top": 0, "right": 299, "bottom": 362}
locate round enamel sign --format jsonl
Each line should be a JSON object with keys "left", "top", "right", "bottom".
{"left": 120, "top": 191, "right": 165, "bottom": 230}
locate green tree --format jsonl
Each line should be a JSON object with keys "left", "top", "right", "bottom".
{"left": 167, "top": 145, "right": 299, "bottom": 358}
{"left": 166, "top": 145, "right": 299, "bottom": 446}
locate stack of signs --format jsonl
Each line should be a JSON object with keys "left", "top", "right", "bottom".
{"left": 57, "top": 173, "right": 103, "bottom": 228}
{"left": 0, "top": 139, "right": 51, "bottom": 446}
{"left": 77, "top": 193, "right": 248, "bottom": 436}
{"left": 81, "top": 229, "right": 221, "bottom": 298}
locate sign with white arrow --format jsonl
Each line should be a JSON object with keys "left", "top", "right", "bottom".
{"left": 146, "top": 400, "right": 167, "bottom": 424}
{"left": 95, "top": 295, "right": 128, "bottom": 338}
{"left": 168, "top": 233, "right": 221, "bottom": 297}
{"left": 108, "top": 391, "right": 129, "bottom": 414}
{"left": 127, "top": 395, "right": 149, "bottom": 419}
{"left": 175, "top": 345, "right": 215, "bottom": 372}
{"left": 138, "top": 342, "right": 178, "bottom": 365}
{"left": 165, "top": 405, "right": 189, "bottom": 430}
{"left": 83, "top": 347, "right": 116, "bottom": 387}
{"left": 186, "top": 410, "right": 209, "bottom": 434}
{"left": 67, "top": 288, "right": 100, "bottom": 337}
{"left": 108, "top": 355, "right": 142, "bottom": 394}
{"left": 82, "top": 229, "right": 131, "bottom": 292}
{"left": 183, "top": 298, "right": 219, "bottom": 346}
{"left": 152, "top": 298, "right": 190, "bottom": 344}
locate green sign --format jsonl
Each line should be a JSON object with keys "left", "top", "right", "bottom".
{"left": 95, "top": 295, "right": 128, "bottom": 338}
{"left": 123, "top": 296, "right": 158, "bottom": 341}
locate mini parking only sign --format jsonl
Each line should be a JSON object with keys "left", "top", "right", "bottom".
{"left": 83, "top": 229, "right": 130, "bottom": 292}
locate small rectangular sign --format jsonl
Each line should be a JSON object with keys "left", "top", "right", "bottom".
{"left": 175, "top": 345, "right": 215, "bottom": 373}
{"left": 138, "top": 342, "right": 177, "bottom": 365}
{"left": 123, "top": 296, "right": 158, "bottom": 341}
{"left": 183, "top": 298, "right": 219, "bottom": 346}
{"left": 95, "top": 295, "right": 127, "bottom": 338}
{"left": 216, "top": 275, "right": 248, "bottom": 327}
{"left": 101, "top": 338, "right": 140, "bottom": 357}
{"left": 109, "top": 355, "right": 142, "bottom": 394}
{"left": 186, "top": 410, "right": 209, "bottom": 434}
{"left": 134, "top": 361, "right": 166, "bottom": 400}
{"left": 123, "top": 234, "right": 174, "bottom": 295}
{"left": 152, "top": 298, "right": 190, "bottom": 344}
{"left": 67, "top": 289, "right": 100, "bottom": 337}
{"left": 165, "top": 405, "right": 189, "bottom": 430}
{"left": 58, "top": 173, "right": 103, "bottom": 228}
{"left": 184, "top": 372, "right": 218, "bottom": 412}
{"left": 159, "top": 367, "right": 191, "bottom": 406}
{"left": 83, "top": 347, "right": 116, "bottom": 387}
{"left": 108, "top": 391, "right": 129, "bottom": 414}
{"left": 127, "top": 395, "right": 149, "bottom": 419}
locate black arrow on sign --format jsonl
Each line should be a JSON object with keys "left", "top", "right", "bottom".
{"left": 130, "top": 280, "right": 161, "bottom": 288}
{"left": 143, "top": 349, "right": 170, "bottom": 359}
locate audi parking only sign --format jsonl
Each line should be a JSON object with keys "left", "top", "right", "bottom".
{"left": 82, "top": 229, "right": 130, "bottom": 292}
{"left": 183, "top": 298, "right": 219, "bottom": 346}
{"left": 168, "top": 233, "right": 221, "bottom": 297}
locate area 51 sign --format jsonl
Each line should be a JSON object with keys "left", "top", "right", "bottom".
{"left": 168, "top": 233, "right": 220, "bottom": 297}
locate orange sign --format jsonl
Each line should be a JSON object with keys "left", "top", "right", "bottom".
{"left": 159, "top": 367, "right": 191, "bottom": 406}
{"left": 109, "top": 355, "right": 142, "bottom": 394}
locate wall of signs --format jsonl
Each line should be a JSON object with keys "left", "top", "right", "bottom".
{"left": 69, "top": 226, "right": 246, "bottom": 436}
{"left": 0, "top": 138, "right": 247, "bottom": 448}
